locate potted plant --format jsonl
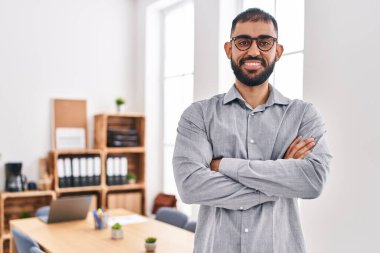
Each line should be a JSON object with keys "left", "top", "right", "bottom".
{"left": 115, "top": 98, "right": 126, "bottom": 113}
{"left": 127, "top": 172, "right": 137, "bottom": 184}
{"left": 111, "top": 223, "right": 124, "bottom": 240}
{"left": 145, "top": 237, "right": 157, "bottom": 252}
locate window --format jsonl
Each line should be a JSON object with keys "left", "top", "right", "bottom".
{"left": 162, "top": 1, "right": 194, "bottom": 216}
{"left": 242, "top": 0, "right": 304, "bottom": 99}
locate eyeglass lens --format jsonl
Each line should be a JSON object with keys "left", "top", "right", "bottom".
{"left": 234, "top": 37, "right": 276, "bottom": 51}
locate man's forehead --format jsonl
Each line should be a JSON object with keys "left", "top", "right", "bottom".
{"left": 233, "top": 20, "right": 277, "bottom": 37}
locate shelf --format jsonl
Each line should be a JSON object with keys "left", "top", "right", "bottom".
{"left": 104, "top": 147, "right": 145, "bottom": 153}
{"left": 1, "top": 233, "right": 10, "bottom": 240}
{"left": 56, "top": 186, "right": 102, "bottom": 193}
{"left": 101, "top": 113, "right": 145, "bottom": 118}
{"left": 0, "top": 191, "right": 56, "bottom": 200}
{"left": 50, "top": 149, "right": 102, "bottom": 155}
{"left": 105, "top": 183, "right": 145, "bottom": 191}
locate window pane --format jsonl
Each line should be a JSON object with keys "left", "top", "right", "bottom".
{"left": 276, "top": 0, "right": 304, "bottom": 53}
{"left": 274, "top": 53, "right": 303, "bottom": 99}
{"left": 164, "top": 74, "right": 194, "bottom": 144}
{"left": 243, "top": 0, "right": 275, "bottom": 16}
{"left": 164, "top": 2, "right": 194, "bottom": 77}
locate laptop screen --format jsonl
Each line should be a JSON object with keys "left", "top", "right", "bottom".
{"left": 40, "top": 195, "right": 92, "bottom": 224}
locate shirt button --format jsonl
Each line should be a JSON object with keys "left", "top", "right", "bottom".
{"left": 249, "top": 139, "right": 255, "bottom": 144}
{"left": 240, "top": 206, "right": 243, "bottom": 210}
{"left": 244, "top": 228, "right": 249, "bottom": 233}
{"left": 250, "top": 112, "right": 254, "bottom": 116}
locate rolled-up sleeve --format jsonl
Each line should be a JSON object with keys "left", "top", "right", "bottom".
{"left": 219, "top": 103, "right": 332, "bottom": 199}
{"left": 173, "top": 103, "right": 278, "bottom": 210}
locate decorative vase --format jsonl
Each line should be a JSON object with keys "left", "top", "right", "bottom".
{"left": 111, "top": 228, "right": 124, "bottom": 240}
{"left": 116, "top": 104, "right": 125, "bottom": 113}
{"left": 145, "top": 242, "right": 157, "bottom": 252}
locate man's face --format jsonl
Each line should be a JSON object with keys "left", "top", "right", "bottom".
{"left": 224, "top": 21, "right": 284, "bottom": 87}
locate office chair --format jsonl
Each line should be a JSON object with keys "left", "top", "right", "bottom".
{"left": 183, "top": 221, "right": 196, "bottom": 233}
{"left": 12, "top": 228, "right": 40, "bottom": 253}
{"left": 30, "top": 246, "right": 45, "bottom": 253}
{"left": 35, "top": 206, "right": 50, "bottom": 217}
{"left": 155, "top": 207, "right": 188, "bottom": 228}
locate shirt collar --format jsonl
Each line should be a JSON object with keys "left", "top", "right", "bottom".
{"left": 223, "top": 84, "right": 290, "bottom": 107}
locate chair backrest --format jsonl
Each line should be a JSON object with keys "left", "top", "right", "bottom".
{"left": 35, "top": 206, "right": 50, "bottom": 217}
{"left": 152, "top": 193, "right": 177, "bottom": 214}
{"left": 30, "top": 246, "right": 45, "bottom": 253}
{"left": 155, "top": 207, "right": 188, "bottom": 228}
{"left": 183, "top": 221, "right": 196, "bottom": 233}
{"left": 12, "top": 228, "right": 40, "bottom": 253}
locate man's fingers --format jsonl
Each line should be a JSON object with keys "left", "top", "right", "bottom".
{"left": 288, "top": 138, "right": 312, "bottom": 158}
{"left": 289, "top": 136, "right": 302, "bottom": 150}
{"left": 287, "top": 137, "right": 315, "bottom": 158}
{"left": 285, "top": 136, "right": 302, "bottom": 157}
{"left": 297, "top": 151, "right": 310, "bottom": 159}
{"left": 294, "top": 141, "right": 315, "bottom": 158}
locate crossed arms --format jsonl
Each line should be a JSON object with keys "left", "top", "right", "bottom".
{"left": 173, "top": 102, "right": 332, "bottom": 211}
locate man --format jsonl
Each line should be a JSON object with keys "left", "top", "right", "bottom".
{"left": 173, "top": 8, "right": 331, "bottom": 253}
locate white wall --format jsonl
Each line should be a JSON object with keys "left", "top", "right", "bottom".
{"left": 302, "top": 0, "right": 380, "bottom": 252}
{"left": 137, "top": 0, "right": 226, "bottom": 215}
{"left": 0, "top": 0, "right": 137, "bottom": 189}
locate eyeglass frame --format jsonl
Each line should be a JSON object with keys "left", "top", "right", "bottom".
{"left": 230, "top": 35, "right": 278, "bottom": 52}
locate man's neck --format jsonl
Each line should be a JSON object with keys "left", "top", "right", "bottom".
{"left": 234, "top": 81, "right": 270, "bottom": 109}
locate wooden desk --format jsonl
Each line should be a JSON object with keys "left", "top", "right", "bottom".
{"left": 10, "top": 209, "right": 194, "bottom": 253}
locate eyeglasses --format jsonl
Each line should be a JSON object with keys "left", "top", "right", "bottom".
{"left": 231, "top": 35, "right": 278, "bottom": 52}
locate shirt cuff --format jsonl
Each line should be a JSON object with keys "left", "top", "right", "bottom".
{"left": 219, "top": 158, "right": 247, "bottom": 182}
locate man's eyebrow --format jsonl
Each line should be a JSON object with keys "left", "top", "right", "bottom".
{"left": 233, "top": 34, "right": 275, "bottom": 38}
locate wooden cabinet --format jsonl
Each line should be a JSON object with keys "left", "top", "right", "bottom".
{"left": 47, "top": 114, "right": 146, "bottom": 216}
{"left": 0, "top": 191, "right": 56, "bottom": 253}
{"left": 95, "top": 114, "right": 146, "bottom": 215}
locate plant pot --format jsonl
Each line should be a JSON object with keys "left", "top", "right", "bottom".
{"left": 145, "top": 242, "right": 157, "bottom": 252}
{"left": 111, "top": 228, "right": 124, "bottom": 240}
{"left": 116, "top": 104, "right": 126, "bottom": 113}
{"left": 128, "top": 179, "right": 136, "bottom": 184}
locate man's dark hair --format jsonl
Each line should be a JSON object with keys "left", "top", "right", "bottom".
{"left": 230, "top": 8, "right": 278, "bottom": 37}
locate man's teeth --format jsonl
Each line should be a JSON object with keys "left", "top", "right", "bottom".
{"left": 244, "top": 62, "right": 261, "bottom": 66}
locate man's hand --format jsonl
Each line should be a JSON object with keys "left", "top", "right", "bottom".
{"left": 210, "top": 136, "right": 314, "bottom": 172}
{"left": 210, "top": 159, "right": 221, "bottom": 172}
{"left": 284, "top": 136, "right": 315, "bottom": 159}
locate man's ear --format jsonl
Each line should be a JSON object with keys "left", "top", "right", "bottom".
{"left": 275, "top": 44, "right": 284, "bottom": 62}
{"left": 224, "top": 42, "right": 232, "bottom": 59}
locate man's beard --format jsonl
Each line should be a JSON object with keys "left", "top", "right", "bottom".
{"left": 231, "top": 56, "right": 275, "bottom": 87}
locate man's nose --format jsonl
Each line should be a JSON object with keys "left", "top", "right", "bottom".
{"left": 247, "top": 41, "right": 260, "bottom": 57}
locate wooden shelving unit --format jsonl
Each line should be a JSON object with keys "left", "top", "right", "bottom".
{"left": 0, "top": 191, "right": 56, "bottom": 253}
{"left": 46, "top": 113, "right": 146, "bottom": 216}
{"left": 95, "top": 114, "right": 146, "bottom": 216}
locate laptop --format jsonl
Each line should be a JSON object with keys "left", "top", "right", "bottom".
{"left": 39, "top": 195, "right": 92, "bottom": 224}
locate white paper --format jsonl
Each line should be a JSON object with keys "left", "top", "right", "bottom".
{"left": 87, "top": 157, "right": 94, "bottom": 176}
{"left": 56, "top": 128, "right": 85, "bottom": 149}
{"left": 94, "top": 157, "right": 101, "bottom": 176}
{"left": 121, "top": 157, "right": 128, "bottom": 176}
{"left": 107, "top": 157, "right": 114, "bottom": 176}
{"left": 114, "top": 157, "right": 121, "bottom": 176}
{"left": 107, "top": 215, "right": 147, "bottom": 226}
{"left": 80, "top": 157, "right": 87, "bottom": 176}
{"left": 57, "top": 158, "right": 65, "bottom": 177}
{"left": 64, "top": 158, "right": 72, "bottom": 176}
{"left": 72, "top": 158, "right": 80, "bottom": 177}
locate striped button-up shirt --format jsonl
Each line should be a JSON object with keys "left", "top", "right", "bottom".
{"left": 173, "top": 84, "right": 332, "bottom": 253}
